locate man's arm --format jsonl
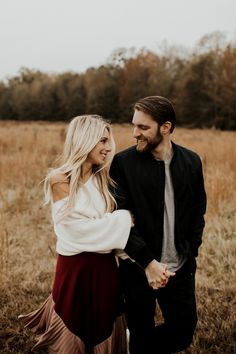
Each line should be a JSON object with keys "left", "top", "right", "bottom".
{"left": 110, "top": 155, "right": 155, "bottom": 268}
{"left": 110, "top": 154, "right": 176, "bottom": 287}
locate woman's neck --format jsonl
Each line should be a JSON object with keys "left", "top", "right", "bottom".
{"left": 81, "top": 162, "right": 93, "bottom": 183}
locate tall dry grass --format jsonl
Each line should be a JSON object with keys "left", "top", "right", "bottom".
{"left": 0, "top": 121, "right": 235, "bottom": 353}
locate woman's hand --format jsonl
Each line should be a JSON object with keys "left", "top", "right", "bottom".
{"left": 145, "top": 260, "right": 175, "bottom": 290}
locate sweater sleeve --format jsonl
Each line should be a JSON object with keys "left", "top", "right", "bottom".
{"left": 52, "top": 200, "right": 132, "bottom": 255}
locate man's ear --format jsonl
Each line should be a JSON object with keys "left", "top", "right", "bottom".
{"left": 160, "top": 121, "right": 172, "bottom": 135}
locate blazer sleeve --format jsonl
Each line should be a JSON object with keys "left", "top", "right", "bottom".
{"left": 110, "top": 155, "right": 155, "bottom": 268}
{"left": 189, "top": 157, "right": 207, "bottom": 257}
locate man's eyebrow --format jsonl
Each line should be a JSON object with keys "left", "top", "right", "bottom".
{"left": 133, "top": 123, "right": 150, "bottom": 127}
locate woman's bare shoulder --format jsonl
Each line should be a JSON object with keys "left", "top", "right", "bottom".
{"left": 50, "top": 173, "right": 69, "bottom": 186}
{"left": 50, "top": 173, "right": 69, "bottom": 202}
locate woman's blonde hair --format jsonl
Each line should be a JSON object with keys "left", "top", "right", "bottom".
{"left": 44, "top": 115, "right": 116, "bottom": 217}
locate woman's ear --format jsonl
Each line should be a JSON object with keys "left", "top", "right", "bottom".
{"left": 160, "top": 121, "right": 172, "bottom": 135}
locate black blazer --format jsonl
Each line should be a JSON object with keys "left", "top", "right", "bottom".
{"left": 110, "top": 142, "right": 207, "bottom": 268}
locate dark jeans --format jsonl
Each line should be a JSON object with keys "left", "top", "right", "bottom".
{"left": 119, "top": 258, "right": 197, "bottom": 354}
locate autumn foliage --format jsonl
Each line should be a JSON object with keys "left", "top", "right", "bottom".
{"left": 0, "top": 32, "right": 235, "bottom": 130}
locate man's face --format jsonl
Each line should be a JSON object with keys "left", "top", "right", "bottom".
{"left": 132, "top": 110, "right": 163, "bottom": 152}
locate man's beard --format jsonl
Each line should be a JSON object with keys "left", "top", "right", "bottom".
{"left": 136, "top": 129, "right": 163, "bottom": 153}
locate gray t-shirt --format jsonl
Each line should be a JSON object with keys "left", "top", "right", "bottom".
{"left": 158, "top": 152, "right": 186, "bottom": 272}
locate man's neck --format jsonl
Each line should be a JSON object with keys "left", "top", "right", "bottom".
{"left": 152, "top": 140, "right": 172, "bottom": 161}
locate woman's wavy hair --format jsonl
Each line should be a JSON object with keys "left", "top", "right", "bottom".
{"left": 43, "top": 115, "right": 116, "bottom": 217}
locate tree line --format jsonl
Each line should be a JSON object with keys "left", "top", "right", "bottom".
{"left": 0, "top": 32, "right": 235, "bottom": 130}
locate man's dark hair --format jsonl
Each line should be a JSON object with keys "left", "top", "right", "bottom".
{"left": 134, "top": 96, "right": 176, "bottom": 133}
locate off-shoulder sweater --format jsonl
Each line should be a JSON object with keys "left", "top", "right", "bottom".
{"left": 52, "top": 175, "right": 132, "bottom": 256}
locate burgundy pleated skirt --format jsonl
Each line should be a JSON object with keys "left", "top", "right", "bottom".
{"left": 19, "top": 252, "right": 127, "bottom": 353}
{"left": 52, "top": 252, "right": 124, "bottom": 346}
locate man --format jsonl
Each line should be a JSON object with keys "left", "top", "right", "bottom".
{"left": 110, "top": 96, "right": 207, "bottom": 354}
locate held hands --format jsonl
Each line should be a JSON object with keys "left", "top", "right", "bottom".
{"left": 127, "top": 214, "right": 175, "bottom": 289}
{"left": 145, "top": 259, "right": 175, "bottom": 290}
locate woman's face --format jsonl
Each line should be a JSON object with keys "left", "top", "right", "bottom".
{"left": 86, "top": 128, "right": 112, "bottom": 166}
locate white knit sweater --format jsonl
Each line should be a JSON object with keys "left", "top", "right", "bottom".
{"left": 52, "top": 176, "right": 132, "bottom": 256}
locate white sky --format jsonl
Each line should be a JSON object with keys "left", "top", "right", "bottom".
{"left": 0, "top": 0, "right": 236, "bottom": 80}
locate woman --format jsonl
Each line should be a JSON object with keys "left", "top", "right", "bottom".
{"left": 19, "top": 115, "right": 132, "bottom": 354}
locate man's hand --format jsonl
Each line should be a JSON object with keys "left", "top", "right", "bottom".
{"left": 145, "top": 259, "right": 175, "bottom": 290}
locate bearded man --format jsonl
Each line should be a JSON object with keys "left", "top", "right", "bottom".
{"left": 110, "top": 96, "right": 207, "bottom": 354}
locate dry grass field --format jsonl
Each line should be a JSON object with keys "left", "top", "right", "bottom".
{"left": 0, "top": 121, "right": 235, "bottom": 353}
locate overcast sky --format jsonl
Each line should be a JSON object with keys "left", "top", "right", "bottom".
{"left": 0, "top": 0, "right": 236, "bottom": 80}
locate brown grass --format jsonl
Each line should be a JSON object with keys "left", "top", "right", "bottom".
{"left": 0, "top": 121, "right": 235, "bottom": 353}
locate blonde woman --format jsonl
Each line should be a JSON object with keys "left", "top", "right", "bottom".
{"left": 19, "top": 115, "right": 132, "bottom": 354}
